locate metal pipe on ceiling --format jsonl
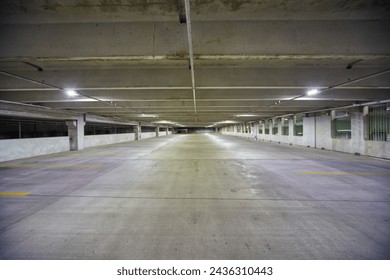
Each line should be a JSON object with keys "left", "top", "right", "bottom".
{"left": 0, "top": 69, "right": 138, "bottom": 113}
{"left": 184, "top": 0, "right": 197, "bottom": 116}
{"left": 283, "top": 68, "right": 390, "bottom": 103}
{"left": 255, "top": 67, "right": 390, "bottom": 112}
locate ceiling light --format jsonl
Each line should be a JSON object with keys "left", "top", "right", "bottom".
{"left": 307, "top": 88, "right": 319, "bottom": 96}
{"left": 140, "top": 114, "right": 156, "bottom": 118}
{"left": 236, "top": 114, "right": 257, "bottom": 117}
{"left": 65, "top": 89, "right": 78, "bottom": 96}
{"left": 153, "top": 120, "right": 172, "bottom": 124}
{"left": 152, "top": 120, "right": 183, "bottom": 126}
{"left": 211, "top": 120, "right": 239, "bottom": 126}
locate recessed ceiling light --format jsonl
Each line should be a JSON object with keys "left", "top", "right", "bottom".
{"left": 307, "top": 88, "right": 319, "bottom": 96}
{"left": 65, "top": 89, "right": 78, "bottom": 96}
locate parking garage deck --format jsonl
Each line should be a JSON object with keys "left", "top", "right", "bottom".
{"left": 0, "top": 134, "right": 389, "bottom": 259}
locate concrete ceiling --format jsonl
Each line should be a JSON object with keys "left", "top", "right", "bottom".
{"left": 0, "top": 0, "right": 389, "bottom": 127}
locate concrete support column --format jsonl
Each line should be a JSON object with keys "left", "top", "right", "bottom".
{"left": 66, "top": 115, "right": 85, "bottom": 151}
{"left": 289, "top": 118, "right": 294, "bottom": 143}
{"left": 254, "top": 123, "right": 259, "bottom": 139}
{"left": 156, "top": 126, "right": 160, "bottom": 137}
{"left": 303, "top": 116, "right": 316, "bottom": 147}
{"left": 363, "top": 106, "right": 369, "bottom": 140}
{"left": 135, "top": 123, "right": 141, "bottom": 140}
{"left": 351, "top": 111, "right": 364, "bottom": 155}
{"left": 166, "top": 127, "right": 169, "bottom": 135}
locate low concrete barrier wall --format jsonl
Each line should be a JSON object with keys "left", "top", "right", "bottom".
{"left": 0, "top": 137, "right": 69, "bottom": 162}
{"left": 84, "top": 133, "right": 136, "bottom": 148}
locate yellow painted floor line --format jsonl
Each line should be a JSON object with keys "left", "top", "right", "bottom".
{"left": 0, "top": 192, "right": 30, "bottom": 197}
{"left": 0, "top": 163, "right": 102, "bottom": 169}
{"left": 48, "top": 153, "right": 124, "bottom": 158}
{"left": 298, "top": 171, "right": 390, "bottom": 175}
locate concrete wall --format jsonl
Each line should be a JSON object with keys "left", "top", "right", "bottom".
{"left": 84, "top": 133, "right": 136, "bottom": 148}
{"left": 141, "top": 132, "right": 157, "bottom": 139}
{"left": 0, "top": 129, "right": 173, "bottom": 162}
{"left": 0, "top": 137, "right": 69, "bottom": 162}
{"left": 221, "top": 113, "right": 390, "bottom": 159}
{"left": 316, "top": 115, "right": 332, "bottom": 150}
{"left": 85, "top": 130, "right": 172, "bottom": 147}
{"left": 221, "top": 132, "right": 256, "bottom": 139}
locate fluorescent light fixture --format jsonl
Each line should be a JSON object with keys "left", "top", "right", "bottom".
{"left": 236, "top": 114, "right": 257, "bottom": 117}
{"left": 152, "top": 120, "right": 184, "bottom": 127}
{"left": 153, "top": 120, "right": 173, "bottom": 124}
{"left": 140, "top": 114, "right": 156, "bottom": 118}
{"left": 307, "top": 88, "right": 319, "bottom": 96}
{"left": 65, "top": 89, "right": 78, "bottom": 96}
{"left": 210, "top": 120, "right": 239, "bottom": 126}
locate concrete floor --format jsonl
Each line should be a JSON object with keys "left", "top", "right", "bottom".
{"left": 0, "top": 134, "right": 389, "bottom": 259}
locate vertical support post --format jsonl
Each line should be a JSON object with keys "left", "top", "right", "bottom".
{"left": 134, "top": 123, "right": 141, "bottom": 140}
{"left": 254, "top": 122, "right": 258, "bottom": 140}
{"left": 363, "top": 106, "right": 369, "bottom": 140}
{"left": 66, "top": 115, "right": 85, "bottom": 151}
{"left": 156, "top": 126, "right": 160, "bottom": 137}
{"left": 18, "top": 120, "right": 21, "bottom": 139}
{"left": 166, "top": 127, "right": 169, "bottom": 135}
{"left": 289, "top": 117, "right": 294, "bottom": 142}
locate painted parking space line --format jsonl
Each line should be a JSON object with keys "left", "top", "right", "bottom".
{"left": 0, "top": 163, "right": 102, "bottom": 169}
{"left": 0, "top": 192, "right": 30, "bottom": 197}
{"left": 47, "top": 153, "right": 125, "bottom": 158}
{"left": 297, "top": 171, "right": 390, "bottom": 175}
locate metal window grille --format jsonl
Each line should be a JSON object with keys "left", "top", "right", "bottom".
{"left": 331, "top": 112, "right": 351, "bottom": 139}
{"left": 282, "top": 118, "right": 289, "bottom": 135}
{"left": 293, "top": 115, "right": 303, "bottom": 136}
{"left": 272, "top": 119, "right": 279, "bottom": 135}
{"left": 366, "top": 103, "right": 390, "bottom": 141}
{"left": 264, "top": 121, "right": 270, "bottom": 134}
{"left": 259, "top": 124, "right": 263, "bottom": 134}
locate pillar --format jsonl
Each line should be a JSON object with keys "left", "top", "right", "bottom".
{"left": 254, "top": 122, "right": 259, "bottom": 139}
{"left": 363, "top": 106, "right": 369, "bottom": 140}
{"left": 166, "top": 127, "right": 169, "bottom": 135}
{"left": 135, "top": 123, "right": 141, "bottom": 140}
{"left": 66, "top": 115, "right": 85, "bottom": 151}
{"left": 156, "top": 126, "right": 160, "bottom": 137}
